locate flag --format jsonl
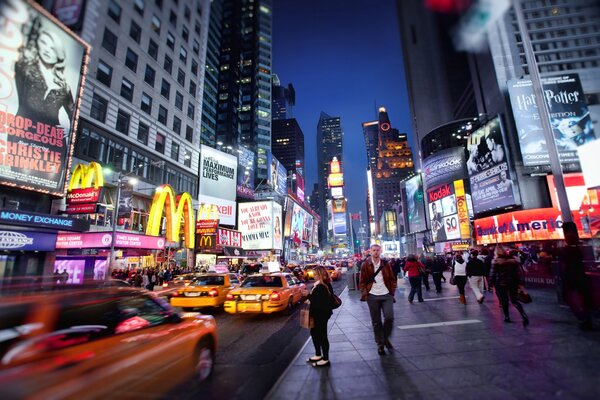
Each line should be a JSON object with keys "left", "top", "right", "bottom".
{"left": 350, "top": 213, "right": 360, "bottom": 221}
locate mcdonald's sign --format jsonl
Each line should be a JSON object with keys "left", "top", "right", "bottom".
{"left": 197, "top": 233, "right": 217, "bottom": 252}
{"left": 146, "top": 184, "right": 195, "bottom": 249}
{"left": 66, "top": 162, "right": 104, "bottom": 209}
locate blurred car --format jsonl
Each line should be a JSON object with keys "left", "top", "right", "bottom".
{"left": 0, "top": 288, "right": 217, "bottom": 398}
{"left": 240, "top": 263, "right": 262, "bottom": 277}
{"left": 325, "top": 265, "right": 342, "bottom": 281}
{"left": 302, "top": 264, "right": 320, "bottom": 280}
{"left": 170, "top": 273, "right": 242, "bottom": 310}
{"left": 162, "top": 273, "right": 198, "bottom": 289}
{"left": 224, "top": 273, "right": 307, "bottom": 314}
{"left": 102, "top": 279, "right": 132, "bottom": 287}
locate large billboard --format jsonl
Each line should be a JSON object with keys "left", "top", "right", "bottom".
{"left": 405, "top": 175, "right": 427, "bottom": 233}
{"left": 467, "top": 116, "right": 518, "bottom": 214}
{"left": 290, "top": 202, "right": 304, "bottom": 244}
{"left": 200, "top": 144, "right": 237, "bottom": 201}
{"left": 267, "top": 151, "right": 287, "bottom": 196}
{"left": 302, "top": 212, "right": 313, "bottom": 243}
{"left": 0, "top": 0, "right": 89, "bottom": 196}
{"left": 508, "top": 74, "right": 596, "bottom": 167}
{"left": 427, "top": 180, "right": 470, "bottom": 242}
{"left": 238, "top": 201, "right": 282, "bottom": 250}
{"left": 236, "top": 146, "right": 255, "bottom": 199}
{"left": 422, "top": 147, "right": 466, "bottom": 191}
{"left": 333, "top": 212, "right": 347, "bottom": 236}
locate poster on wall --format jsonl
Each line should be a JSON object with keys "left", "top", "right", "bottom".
{"left": 302, "top": 213, "right": 313, "bottom": 243}
{"left": 272, "top": 202, "right": 283, "bottom": 250}
{"left": 238, "top": 201, "right": 280, "bottom": 250}
{"left": 312, "top": 219, "right": 319, "bottom": 247}
{"left": 405, "top": 175, "right": 427, "bottom": 233}
{"left": 333, "top": 212, "right": 347, "bottom": 236}
{"left": 236, "top": 146, "right": 255, "bottom": 199}
{"left": 427, "top": 182, "right": 460, "bottom": 242}
{"left": 467, "top": 116, "right": 518, "bottom": 214}
{"left": 290, "top": 202, "right": 304, "bottom": 245}
{"left": 199, "top": 144, "right": 237, "bottom": 201}
{"left": 283, "top": 197, "right": 293, "bottom": 237}
{"left": 508, "top": 74, "right": 596, "bottom": 167}
{"left": 0, "top": 0, "right": 89, "bottom": 196}
{"left": 267, "top": 152, "right": 287, "bottom": 196}
{"left": 422, "top": 147, "right": 466, "bottom": 191}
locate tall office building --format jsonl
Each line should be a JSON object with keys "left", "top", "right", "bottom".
{"left": 363, "top": 108, "right": 414, "bottom": 236}
{"left": 272, "top": 118, "right": 305, "bottom": 187}
{"left": 59, "top": 0, "right": 210, "bottom": 204}
{"left": 271, "top": 74, "right": 295, "bottom": 120}
{"left": 214, "top": 0, "right": 273, "bottom": 180}
{"left": 316, "top": 112, "right": 343, "bottom": 245}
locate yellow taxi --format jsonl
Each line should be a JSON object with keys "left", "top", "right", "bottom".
{"left": 326, "top": 265, "right": 342, "bottom": 281}
{"left": 162, "top": 273, "right": 198, "bottom": 289}
{"left": 224, "top": 273, "right": 307, "bottom": 314}
{"left": 303, "top": 264, "right": 320, "bottom": 280}
{"left": 0, "top": 287, "right": 218, "bottom": 399}
{"left": 170, "top": 273, "right": 242, "bottom": 310}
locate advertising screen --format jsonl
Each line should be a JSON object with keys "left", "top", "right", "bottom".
{"left": 422, "top": 147, "right": 466, "bottom": 191}
{"left": 333, "top": 212, "right": 347, "bottom": 236}
{"left": 267, "top": 152, "right": 287, "bottom": 196}
{"left": 238, "top": 201, "right": 281, "bottom": 250}
{"left": 405, "top": 175, "right": 427, "bottom": 233}
{"left": 427, "top": 182, "right": 460, "bottom": 242}
{"left": 508, "top": 74, "right": 596, "bottom": 167}
{"left": 467, "top": 117, "right": 518, "bottom": 214}
{"left": 312, "top": 219, "right": 319, "bottom": 247}
{"left": 0, "top": 0, "right": 89, "bottom": 196}
{"left": 283, "top": 197, "right": 293, "bottom": 237}
{"left": 290, "top": 202, "right": 304, "bottom": 244}
{"left": 332, "top": 198, "right": 346, "bottom": 213}
{"left": 199, "top": 144, "right": 237, "bottom": 202}
{"left": 302, "top": 213, "right": 313, "bottom": 243}
{"left": 236, "top": 146, "right": 255, "bottom": 199}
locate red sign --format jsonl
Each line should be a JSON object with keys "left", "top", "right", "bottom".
{"left": 217, "top": 228, "right": 242, "bottom": 248}
{"left": 56, "top": 232, "right": 165, "bottom": 249}
{"left": 65, "top": 203, "right": 98, "bottom": 214}
{"left": 428, "top": 184, "right": 452, "bottom": 203}
{"left": 66, "top": 187, "right": 103, "bottom": 204}
{"left": 196, "top": 219, "right": 219, "bottom": 235}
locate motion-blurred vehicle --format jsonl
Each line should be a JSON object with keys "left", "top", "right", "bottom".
{"left": 0, "top": 288, "right": 217, "bottom": 398}
{"left": 240, "top": 263, "right": 262, "bottom": 277}
{"left": 102, "top": 279, "right": 132, "bottom": 287}
{"left": 162, "top": 273, "right": 198, "bottom": 289}
{"left": 170, "top": 273, "right": 242, "bottom": 310}
{"left": 302, "top": 264, "right": 320, "bottom": 280}
{"left": 292, "top": 266, "right": 306, "bottom": 282}
{"left": 326, "top": 265, "right": 342, "bottom": 281}
{"left": 224, "top": 273, "right": 307, "bottom": 314}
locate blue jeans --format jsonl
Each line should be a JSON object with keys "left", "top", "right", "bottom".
{"left": 408, "top": 276, "right": 423, "bottom": 302}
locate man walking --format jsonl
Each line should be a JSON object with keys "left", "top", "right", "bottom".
{"left": 359, "top": 244, "right": 397, "bottom": 355}
{"left": 467, "top": 250, "right": 486, "bottom": 303}
{"left": 431, "top": 255, "right": 446, "bottom": 293}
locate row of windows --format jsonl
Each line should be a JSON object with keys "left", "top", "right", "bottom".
{"left": 89, "top": 93, "right": 193, "bottom": 165}
{"left": 108, "top": 0, "right": 202, "bottom": 35}
{"left": 77, "top": 124, "right": 197, "bottom": 196}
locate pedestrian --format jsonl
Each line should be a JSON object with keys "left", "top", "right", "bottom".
{"left": 451, "top": 252, "right": 468, "bottom": 304}
{"left": 467, "top": 250, "right": 486, "bottom": 303}
{"left": 307, "top": 266, "right": 335, "bottom": 367}
{"left": 490, "top": 245, "right": 529, "bottom": 326}
{"left": 60, "top": 269, "right": 69, "bottom": 284}
{"left": 422, "top": 256, "right": 433, "bottom": 291}
{"left": 431, "top": 255, "right": 446, "bottom": 293}
{"left": 132, "top": 272, "right": 143, "bottom": 288}
{"left": 403, "top": 254, "right": 425, "bottom": 304}
{"left": 359, "top": 244, "right": 397, "bottom": 355}
{"left": 480, "top": 248, "right": 493, "bottom": 292}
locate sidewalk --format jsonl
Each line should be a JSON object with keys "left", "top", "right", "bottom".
{"left": 266, "top": 275, "right": 600, "bottom": 400}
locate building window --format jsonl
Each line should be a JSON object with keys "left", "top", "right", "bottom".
{"left": 144, "top": 65, "right": 155, "bottom": 86}
{"left": 167, "top": 31, "right": 175, "bottom": 50}
{"left": 148, "top": 39, "right": 159, "bottom": 60}
{"left": 96, "top": 60, "right": 112, "bottom": 86}
{"left": 115, "top": 109, "right": 130, "bottom": 134}
{"left": 189, "top": 80, "right": 196, "bottom": 97}
{"left": 182, "top": 26, "right": 189, "bottom": 42}
{"left": 175, "top": 92, "right": 183, "bottom": 110}
{"left": 155, "top": 133, "right": 165, "bottom": 153}
{"left": 125, "top": 48, "right": 138, "bottom": 72}
{"left": 179, "top": 46, "right": 187, "bottom": 64}
{"left": 154, "top": 0, "right": 162, "bottom": 9}
{"left": 129, "top": 21, "right": 142, "bottom": 43}
{"left": 185, "top": 125, "right": 193, "bottom": 142}
{"left": 173, "top": 116, "right": 181, "bottom": 135}
{"left": 151, "top": 14, "right": 161, "bottom": 34}
{"left": 90, "top": 93, "right": 108, "bottom": 122}
{"left": 160, "top": 79, "right": 171, "bottom": 99}
{"left": 133, "top": 0, "right": 144, "bottom": 15}
{"left": 158, "top": 105, "right": 168, "bottom": 125}
{"left": 137, "top": 122, "right": 149, "bottom": 144}
{"left": 141, "top": 92, "right": 152, "bottom": 114}
{"left": 183, "top": 149, "right": 191, "bottom": 167}
{"left": 177, "top": 68, "right": 185, "bottom": 86}
{"left": 120, "top": 78, "right": 134, "bottom": 101}
{"left": 108, "top": 0, "right": 121, "bottom": 23}
{"left": 164, "top": 55, "right": 173, "bottom": 74}
{"left": 102, "top": 28, "right": 118, "bottom": 55}
{"left": 169, "top": 10, "right": 177, "bottom": 26}
{"left": 171, "top": 141, "right": 179, "bottom": 161}
{"left": 191, "top": 59, "right": 198, "bottom": 75}
{"left": 187, "top": 102, "right": 195, "bottom": 119}
{"left": 184, "top": 6, "right": 191, "bottom": 20}
{"left": 194, "top": 22, "right": 200, "bottom": 35}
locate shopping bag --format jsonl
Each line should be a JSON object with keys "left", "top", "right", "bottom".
{"left": 299, "top": 306, "right": 314, "bottom": 329}
{"left": 517, "top": 286, "right": 532, "bottom": 304}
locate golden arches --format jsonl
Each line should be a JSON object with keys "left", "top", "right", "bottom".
{"left": 68, "top": 162, "right": 104, "bottom": 190}
{"left": 146, "top": 184, "right": 195, "bottom": 249}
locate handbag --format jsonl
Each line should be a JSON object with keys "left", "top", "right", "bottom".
{"left": 323, "top": 283, "right": 342, "bottom": 309}
{"left": 449, "top": 275, "right": 456, "bottom": 285}
{"left": 517, "top": 286, "right": 532, "bottom": 304}
{"left": 299, "top": 305, "right": 314, "bottom": 329}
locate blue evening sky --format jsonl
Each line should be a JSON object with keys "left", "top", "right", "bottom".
{"left": 272, "top": 0, "right": 414, "bottom": 218}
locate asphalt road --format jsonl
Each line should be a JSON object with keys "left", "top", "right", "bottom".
{"left": 166, "top": 276, "right": 348, "bottom": 400}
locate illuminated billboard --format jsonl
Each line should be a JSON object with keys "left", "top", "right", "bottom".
{"left": 236, "top": 146, "right": 255, "bottom": 199}
{"left": 405, "top": 175, "right": 427, "bottom": 233}
{"left": 237, "top": 201, "right": 282, "bottom": 250}
{"left": 333, "top": 212, "right": 347, "bottom": 236}
{"left": 0, "top": 0, "right": 89, "bottom": 196}
{"left": 267, "top": 151, "right": 287, "bottom": 196}
{"left": 427, "top": 180, "right": 470, "bottom": 242}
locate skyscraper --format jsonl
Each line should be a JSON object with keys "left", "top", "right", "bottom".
{"left": 317, "top": 112, "right": 343, "bottom": 245}
{"left": 214, "top": 0, "right": 273, "bottom": 180}
{"left": 271, "top": 74, "right": 296, "bottom": 120}
{"left": 272, "top": 118, "right": 305, "bottom": 192}
{"left": 363, "top": 108, "right": 414, "bottom": 236}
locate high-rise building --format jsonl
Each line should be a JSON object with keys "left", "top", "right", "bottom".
{"left": 272, "top": 74, "right": 295, "bottom": 120}
{"left": 272, "top": 118, "right": 305, "bottom": 191}
{"left": 363, "top": 108, "right": 414, "bottom": 236}
{"left": 309, "top": 183, "right": 320, "bottom": 215}
{"left": 64, "top": 0, "right": 210, "bottom": 200}
{"left": 214, "top": 0, "right": 273, "bottom": 180}
{"left": 317, "top": 112, "right": 343, "bottom": 245}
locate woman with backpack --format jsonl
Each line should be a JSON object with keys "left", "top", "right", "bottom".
{"left": 452, "top": 252, "right": 469, "bottom": 304}
{"left": 307, "top": 266, "right": 335, "bottom": 367}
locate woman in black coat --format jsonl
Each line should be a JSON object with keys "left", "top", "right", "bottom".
{"left": 307, "top": 266, "right": 334, "bottom": 367}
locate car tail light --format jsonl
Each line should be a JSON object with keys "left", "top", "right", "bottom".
{"left": 226, "top": 293, "right": 234, "bottom": 300}
{"left": 171, "top": 291, "right": 180, "bottom": 297}
{"left": 162, "top": 282, "right": 168, "bottom": 287}
{"left": 208, "top": 288, "right": 219, "bottom": 297}
{"left": 270, "top": 291, "right": 281, "bottom": 301}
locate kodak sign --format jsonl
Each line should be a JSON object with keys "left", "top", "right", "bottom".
{"left": 66, "top": 162, "right": 104, "bottom": 209}
{"left": 146, "top": 184, "right": 195, "bottom": 249}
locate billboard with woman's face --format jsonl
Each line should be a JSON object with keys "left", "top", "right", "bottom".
{"left": 0, "top": 0, "right": 89, "bottom": 196}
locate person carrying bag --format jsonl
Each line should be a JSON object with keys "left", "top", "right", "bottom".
{"left": 306, "top": 266, "right": 335, "bottom": 367}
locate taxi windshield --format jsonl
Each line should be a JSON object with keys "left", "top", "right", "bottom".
{"left": 241, "top": 276, "right": 283, "bottom": 288}
{"left": 192, "top": 276, "right": 225, "bottom": 286}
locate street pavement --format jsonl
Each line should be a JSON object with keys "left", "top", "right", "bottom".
{"left": 266, "top": 274, "right": 600, "bottom": 400}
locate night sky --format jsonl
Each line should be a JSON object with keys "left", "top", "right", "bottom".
{"left": 272, "top": 0, "right": 414, "bottom": 218}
